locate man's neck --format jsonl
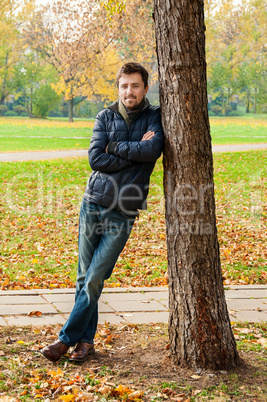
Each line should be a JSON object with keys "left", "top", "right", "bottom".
{"left": 118, "top": 97, "right": 146, "bottom": 127}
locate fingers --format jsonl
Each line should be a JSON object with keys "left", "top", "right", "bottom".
{"left": 141, "top": 131, "right": 155, "bottom": 141}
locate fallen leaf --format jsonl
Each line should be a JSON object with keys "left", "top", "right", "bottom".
{"left": 128, "top": 390, "right": 144, "bottom": 400}
{"left": 112, "top": 384, "right": 133, "bottom": 396}
{"left": 98, "top": 385, "right": 111, "bottom": 395}
{"left": 59, "top": 395, "right": 75, "bottom": 402}
{"left": 28, "top": 311, "right": 43, "bottom": 316}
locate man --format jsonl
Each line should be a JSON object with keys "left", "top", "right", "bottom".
{"left": 41, "top": 62, "right": 164, "bottom": 363}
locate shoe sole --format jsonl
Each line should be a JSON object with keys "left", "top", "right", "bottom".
{"left": 69, "top": 348, "right": 95, "bottom": 362}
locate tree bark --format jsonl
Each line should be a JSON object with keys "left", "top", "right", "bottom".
{"left": 68, "top": 98, "right": 74, "bottom": 122}
{"left": 154, "top": 0, "right": 240, "bottom": 370}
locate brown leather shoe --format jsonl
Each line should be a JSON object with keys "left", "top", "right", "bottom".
{"left": 41, "top": 340, "right": 69, "bottom": 363}
{"left": 69, "top": 342, "right": 95, "bottom": 362}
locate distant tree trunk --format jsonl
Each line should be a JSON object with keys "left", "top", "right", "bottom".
{"left": 246, "top": 90, "right": 250, "bottom": 113}
{"left": 68, "top": 98, "right": 74, "bottom": 122}
{"left": 154, "top": 0, "right": 240, "bottom": 370}
{"left": 253, "top": 87, "right": 257, "bottom": 114}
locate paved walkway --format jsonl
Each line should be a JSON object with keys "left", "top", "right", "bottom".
{"left": 0, "top": 143, "right": 267, "bottom": 162}
{"left": 0, "top": 285, "right": 266, "bottom": 327}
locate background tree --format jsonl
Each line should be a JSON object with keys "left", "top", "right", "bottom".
{"left": 205, "top": 0, "right": 266, "bottom": 113}
{"left": 154, "top": 0, "right": 240, "bottom": 369}
{"left": 14, "top": 51, "right": 60, "bottom": 118}
{"left": 0, "top": 0, "right": 34, "bottom": 104}
{"left": 25, "top": 0, "right": 160, "bottom": 121}
{"left": 25, "top": 0, "right": 131, "bottom": 121}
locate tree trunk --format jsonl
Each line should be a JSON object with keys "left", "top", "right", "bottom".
{"left": 253, "top": 87, "right": 257, "bottom": 114}
{"left": 246, "top": 90, "right": 250, "bottom": 113}
{"left": 68, "top": 98, "right": 74, "bottom": 122}
{"left": 154, "top": 0, "right": 240, "bottom": 370}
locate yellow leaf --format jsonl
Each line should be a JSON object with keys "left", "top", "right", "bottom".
{"left": 114, "top": 384, "right": 133, "bottom": 396}
{"left": 59, "top": 395, "right": 75, "bottom": 402}
{"left": 48, "top": 367, "right": 63, "bottom": 379}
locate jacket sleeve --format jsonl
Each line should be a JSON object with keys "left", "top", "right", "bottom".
{"left": 89, "top": 113, "right": 132, "bottom": 172}
{"left": 107, "top": 108, "right": 164, "bottom": 163}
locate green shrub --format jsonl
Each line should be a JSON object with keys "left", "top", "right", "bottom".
{"left": 20, "top": 112, "right": 28, "bottom": 117}
{"left": 224, "top": 105, "right": 233, "bottom": 116}
{"left": 49, "top": 111, "right": 62, "bottom": 117}
{"left": 210, "top": 105, "right": 224, "bottom": 116}
{"left": 4, "top": 110, "right": 18, "bottom": 116}
{"left": 13, "top": 105, "right": 28, "bottom": 115}
{"left": 208, "top": 110, "right": 216, "bottom": 116}
{"left": 228, "top": 110, "right": 244, "bottom": 117}
{"left": 0, "top": 105, "right": 8, "bottom": 116}
{"left": 258, "top": 103, "right": 267, "bottom": 113}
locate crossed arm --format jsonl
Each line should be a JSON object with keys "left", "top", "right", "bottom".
{"left": 105, "top": 130, "right": 155, "bottom": 152}
{"left": 89, "top": 111, "right": 164, "bottom": 173}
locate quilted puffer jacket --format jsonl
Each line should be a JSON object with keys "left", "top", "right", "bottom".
{"left": 83, "top": 99, "right": 164, "bottom": 212}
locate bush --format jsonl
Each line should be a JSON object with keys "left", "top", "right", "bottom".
{"left": 33, "top": 84, "right": 61, "bottom": 118}
{"left": 224, "top": 105, "right": 233, "bottom": 116}
{"left": 20, "top": 112, "right": 28, "bottom": 117}
{"left": 228, "top": 110, "right": 244, "bottom": 117}
{"left": 13, "top": 105, "right": 28, "bottom": 115}
{"left": 59, "top": 105, "right": 68, "bottom": 117}
{"left": 210, "top": 105, "right": 224, "bottom": 116}
{"left": 49, "top": 111, "right": 62, "bottom": 117}
{"left": 0, "top": 105, "right": 8, "bottom": 116}
{"left": 208, "top": 110, "right": 216, "bottom": 116}
{"left": 4, "top": 110, "right": 18, "bottom": 116}
{"left": 258, "top": 103, "right": 267, "bottom": 114}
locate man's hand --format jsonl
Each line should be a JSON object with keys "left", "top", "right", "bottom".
{"left": 141, "top": 131, "right": 155, "bottom": 141}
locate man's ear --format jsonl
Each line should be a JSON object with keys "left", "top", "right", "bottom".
{"left": 145, "top": 85, "right": 149, "bottom": 95}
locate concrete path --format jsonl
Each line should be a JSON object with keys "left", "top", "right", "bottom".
{"left": 0, "top": 143, "right": 267, "bottom": 162}
{"left": 0, "top": 149, "right": 88, "bottom": 162}
{"left": 0, "top": 285, "right": 266, "bottom": 327}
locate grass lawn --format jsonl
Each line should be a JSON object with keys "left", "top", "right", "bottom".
{"left": 0, "top": 115, "right": 266, "bottom": 152}
{"left": 0, "top": 150, "right": 266, "bottom": 290}
{"left": 210, "top": 117, "right": 267, "bottom": 145}
{"left": 0, "top": 118, "right": 94, "bottom": 152}
{"left": 0, "top": 322, "right": 266, "bottom": 401}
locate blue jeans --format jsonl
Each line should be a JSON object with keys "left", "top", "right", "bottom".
{"left": 58, "top": 200, "right": 135, "bottom": 346}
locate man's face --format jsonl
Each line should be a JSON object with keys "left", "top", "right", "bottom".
{"left": 118, "top": 73, "right": 149, "bottom": 110}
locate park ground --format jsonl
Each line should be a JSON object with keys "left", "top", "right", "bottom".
{"left": 0, "top": 322, "right": 266, "bottom": 401}
{"left": 0, "top": 116, "right": 266, "bottom": 401}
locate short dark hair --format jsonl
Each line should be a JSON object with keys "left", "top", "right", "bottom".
{"left": 116, "top": 62, "right": 149, "bottom": 88}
